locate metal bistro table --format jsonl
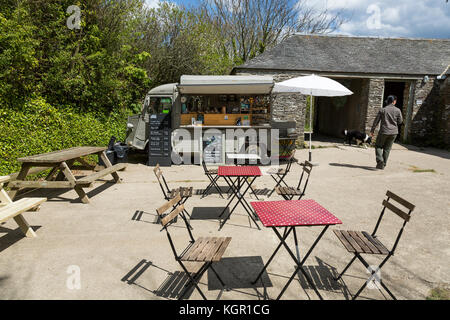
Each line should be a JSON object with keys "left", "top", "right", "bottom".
{"left": 8, "top": 147, "right": 126, "bottom": 204}
{"left": 225, "top": 153, "right": 262, "bottom": 200}
{"left": 250, "top": 199, "right": 342, "bottom": 300}
{"left": 218, "top": 166, "right": 262, "bottom": 230}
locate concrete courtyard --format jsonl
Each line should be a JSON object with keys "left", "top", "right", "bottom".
{"left": 0, "top": 143, "right": 449, "bottom": 300}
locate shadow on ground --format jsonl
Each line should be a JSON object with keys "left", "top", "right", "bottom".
{"left": 293, "top": 257, "right": 352, "bottom": 300}
{"left": 14, "top": 180, "right": 117, "bottom": 203}
{"left": 329, "top": 163, "right": 377, "bottom": 171}
{"left": 190, "top": 207, "right": 228, "bottom": 220}
{"left": 0, "top": 225, "right": 42, "bottom": 253}
{"left": 122, "top": 256, "right": 272, "bottom": 300}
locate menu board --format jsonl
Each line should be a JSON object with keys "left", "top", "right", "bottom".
{"left": 148, "top": 113, "right": 172, "bottom": 167}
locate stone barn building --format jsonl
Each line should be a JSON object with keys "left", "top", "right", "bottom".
{"left": 232, "top": 34, "right": 450, "bottom": 148}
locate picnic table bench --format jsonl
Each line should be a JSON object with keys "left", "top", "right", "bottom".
{"left": 0, "top": 176, "right": 46, "bottom": 237}
{"left": 7, "top": 147, "right": 126, "bottom": 204}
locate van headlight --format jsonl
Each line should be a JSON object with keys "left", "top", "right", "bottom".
{"left": 127, "top": 123, "right": 134, "bottom": 129}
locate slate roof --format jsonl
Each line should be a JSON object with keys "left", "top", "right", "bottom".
{"left": 233, "top": 34, "right": 450, "bottom": 77}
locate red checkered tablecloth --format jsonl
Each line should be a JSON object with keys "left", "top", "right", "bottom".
{"left": 250, "top": 200, "right": 342, "bottom": 227}
{"left": 218, "top": 166, "right": 262, "bottom": 177}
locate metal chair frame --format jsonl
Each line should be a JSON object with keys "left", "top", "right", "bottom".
{"left": 276, "top": 161, "right": 313, "bottom": 200}
{"left": 333, "top": 190, "right": 415, "bottom": 300}
{"left": 153, "top": 164, "right": 193, "bottom": 229}
{"left": 156, "top": 196, "right": 230, "bottom": 300}
{"left": 268, "top": 157, "right": 296, "bottom": 197}
{"left": 201, "top": 160, "right": 224, "bottom": 199}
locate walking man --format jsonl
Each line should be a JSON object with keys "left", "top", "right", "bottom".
{"left": 370, "top": 95, "right": 403, "bottom": 169}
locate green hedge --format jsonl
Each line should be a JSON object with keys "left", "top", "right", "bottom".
{"left": 0, "top": 97, "right": 131, "bottom": 175}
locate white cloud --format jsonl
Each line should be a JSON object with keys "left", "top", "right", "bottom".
{"left": 299, "top": 0, "right": 450, "bottom": 38}
{"left": 145, "top": 0, "right": 160, "bottom": 9}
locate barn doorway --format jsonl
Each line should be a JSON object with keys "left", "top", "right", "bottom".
{"left": 314, "top": 78, "right": 365, "bottom": 139}
{"left": 383, "top": 81, "right": 406, "bottom": 141}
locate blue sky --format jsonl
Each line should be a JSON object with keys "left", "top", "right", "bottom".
{"left": 145, "top": 0, "right": 450, "bottom": 39}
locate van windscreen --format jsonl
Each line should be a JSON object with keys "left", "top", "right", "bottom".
{"left": 148, "top": 97, "right": 172, "bottom": 114}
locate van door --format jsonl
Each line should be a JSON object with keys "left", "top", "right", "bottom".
{"left": 125, "top": 96, "right": 150, "bottom": 150}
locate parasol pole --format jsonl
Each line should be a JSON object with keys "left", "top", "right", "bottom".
{"left": 309, "top": 93, "right": 313, "bottom": 162}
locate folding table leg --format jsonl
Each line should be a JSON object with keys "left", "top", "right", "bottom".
{"left": 246, "top": 177, "right": 260, "bottom": 200}
{"left": 210, "top": 175, "right": 225, "bottom": 198}
{"left": 220, "top": 177, "right": 252, "bottom": 216}
{"left": 201, "top": 179, "right": 214, "bottom": 198}
{"left": 219, "top": 176, "right": 260, "bottom": 230}
{"left": 226, "top": 176, "right": 238, "bottom": 199}
{"left": 274, "top": 226, "right": 329, "bottom": 300}
{"left": 252, "top": 227, "right": 293, "bottom": 285}
{"left": 219, "top": 176, "right": 238, "bottom": 218}
{"left": 293, "top": 228, "right": 301, "bottom": 266}
{"left": 233, "top": 177, "right": 259, "bottom": 217}
{"left": 202, "top": 174, "right": 224, "bottom": 199}
{"left": 226, "top": 177, "right": 260, "bottom": 228}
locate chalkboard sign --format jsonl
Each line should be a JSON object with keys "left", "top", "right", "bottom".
{"left": 148, "top": 113, "right": 172, "bottom": 167}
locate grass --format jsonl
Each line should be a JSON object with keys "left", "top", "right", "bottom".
{"left": 426, "top": 287, "right": 450, "bottom": 300}
{"left": 408, "top": 165, "right": 437, "bottom": 173}
{"left": 413, "top": 169, "right": 437, "bottom": 173}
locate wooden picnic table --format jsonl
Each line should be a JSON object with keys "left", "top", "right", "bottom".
{"left": 8, "top": 146, "right": 126, "bottom": 204}
{"left": 1, "top": 175, "right": 46, "bottom": 238}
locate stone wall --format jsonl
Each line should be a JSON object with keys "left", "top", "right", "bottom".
{"left": 364, "top": 78, "right": 385, "bottom": 135}
{"left": 439, "top": 78, "right": 450, "bottom": 147}
{"left": 409, "top": 78, "right": 441, "bottom": 145}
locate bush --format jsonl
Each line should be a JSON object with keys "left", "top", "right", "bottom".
{"left": 0, "top": 97, "right": 131, "bottom": 175}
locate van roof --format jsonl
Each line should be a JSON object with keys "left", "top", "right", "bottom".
{"left": 147, "top": 83, "right": 177, "bottom": 95}
{"left": 178, "top": 75, "right": 274, "bottom": 94}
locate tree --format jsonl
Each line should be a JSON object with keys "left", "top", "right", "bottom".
{"left": 0, "top": 7, "right": 39, "bottom": 107}
{"left": 200, "top": 0, "right": 347, "bottom": 63}
{"left": 135, "top": 2, "right": 233, "bottom": 86}
{"left": 0, "top": 0, "right": 152, "bottom": 112}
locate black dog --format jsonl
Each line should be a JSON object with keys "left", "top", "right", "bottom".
{"left": 342, "top": 129, "right": 372, "bottom": 148}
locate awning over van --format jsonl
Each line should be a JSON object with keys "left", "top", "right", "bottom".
{"left": 177, "top": 75, "right": 274, "bottom": 95}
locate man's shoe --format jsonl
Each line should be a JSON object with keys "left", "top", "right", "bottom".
{"left": 376, "top": 163, "right": 384, "bottom": 169}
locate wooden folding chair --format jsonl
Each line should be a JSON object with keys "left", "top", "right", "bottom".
{"left": 153, "top": 164, "right": 193, "bottom": 229}
{"left": 275, "top": 161, "right": 313, "bottom": 200}
{"left": 333, "top": 190, "right": 416, "bottom": 300}
{"left": 157, "top": 196, "right": 231, "bottom": 300}
{"left": 267, "top": 157, "right": 296, "bottom": 197}
{"left": 201, "top": 160, "right": 224, "bottom": 199}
